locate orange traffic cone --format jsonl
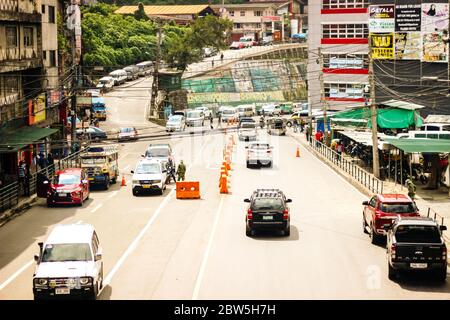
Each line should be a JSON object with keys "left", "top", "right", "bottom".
{"left": 219, "top": 174, "right": 229, "bottom": 194}
{"left": 121, "top": 175, "right": 127, "bottom": 186}
{"left": 221, "top": 163, "right": 228, "bottom": 176}
{"left": 296, "top": 146, "right": 301, "bottom": 158}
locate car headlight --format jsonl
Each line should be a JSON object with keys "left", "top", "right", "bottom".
{"left": 132, "top": 180, "right": 140, "bottom": 184}
{"left": 34, "top": 278, "right": 48, "bottom": 287}
{"left": 79, "top": 277, "right": 91, "bottom": 285}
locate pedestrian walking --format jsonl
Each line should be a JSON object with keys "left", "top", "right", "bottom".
{"left": 212, "top": 60, "right": 214, "bottom": 67}
{"left": 218, "top": 112, "right": 222, "bottom": 127}
{"left": 405, "top": 178, "right": 417, "bottom": 200}
{"left": 165, "top": 158, "right": 177, "bottom": 184}
{"left": 17, "top": 161, "right": 27, "bottom": 196}
{"left": 305, "top": 124, "right": 310, "bottom": 142}
{"left": 220, "top": 53, "right": 224, "bottom": 63}
{"left": 176, "top": 160, "right": 186, "bottom": 181}
{"left": 209, "top": 116, "right": 214, "bottom": 130}
{"left": 37, "top": 152, "right": 47, "bottom": 171}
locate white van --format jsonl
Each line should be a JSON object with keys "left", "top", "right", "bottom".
{"left": 96, "top": 76, "right": 114, "bottom": 92}
{"left": 109, "top": 69, "right": 127, "bottom": 86}
{"left": 32, "top": 224, "right": 103, "bottom": 300}
{"left": 136, "top": 61, "right": 153, "bottom": 77}
{"left": 237, "top": 104, "right": 255, "bottom": 118}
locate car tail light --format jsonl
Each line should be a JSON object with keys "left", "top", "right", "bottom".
{"left": 443, "top": 245, "right": 447, "bottom": 261}
{"left": 283, "top": 209, "right": 289, "bottom": 220}
{"left": 391, "top": 244, "right": 397, "bottom": 259}
{"left": 247, "top": 209, "right": 253, "bottom": 220}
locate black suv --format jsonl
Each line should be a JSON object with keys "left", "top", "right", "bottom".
{"left": 244, "top": 189, "right": 292, "bottom": 237}
{"left": 386, "top": 216, "right": 447, "bottom": 282}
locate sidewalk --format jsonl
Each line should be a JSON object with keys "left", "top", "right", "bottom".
{"left": 288, "top": 129, "right": 450, "bottom": 244}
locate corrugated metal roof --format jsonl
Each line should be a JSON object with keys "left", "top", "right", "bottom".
{"left": 115, "top": 5, "right": 210, "bottom": 15}
{"left": 380, "top": 99, "right": 426, "bottom": 110}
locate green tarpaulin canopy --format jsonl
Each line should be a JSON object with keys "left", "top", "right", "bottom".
{"left": 383, "top": 138, "right": 450, "bottom": 153}
{"left": 0, "top": 126, "right": 58, "bottom": 152}
{"left": 330, "top": 107, "right": 423, "bottom": 129}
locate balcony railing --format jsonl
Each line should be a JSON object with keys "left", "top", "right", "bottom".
{"left": 0, "top": 0, "right": 18, "bottom": 12}
{"left": 0, "top": 47, "right": 40, "bottom": 63}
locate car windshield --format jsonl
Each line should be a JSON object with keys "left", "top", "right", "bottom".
{"left": 136, "top": 163, "right": 161, "bottom": 174}
{"left": 380, "top": 202, "right": 417, "bottom": 213}
{"left": 249, "top": 144, "right": 270, "bottom": 150}
{"left": 241, "top": 123, "right": 256, "bottom": 129}
{"left": 99, "top": 80, "right": 109, "bottom": 84}
{"left": 168, "top": 117, "right": 181, "bottom": 124}
{"left": 395, "top": 225, "right": 441, "bottom": 243}
{"left": 222, "top": 109, "right": 235, "bottom": 115}
{"left": 146, "top": 148, "right": 169, "bottom": 158}
{"left": 188, "top": 111, "right": 202, "bottom": 118}
{"left": 252, "top": 198, "right": 284, "bottom": 210}
{"left": 54, "top": 174, "right": 80, "bottom": 185}
{"left": 42, "top": 243, "right": 92, "bottom": 262}
{"left": 81, "top": 157, "right": 106, "bottom": 165}
{"left": 120, "top": 127, "right": 133, "bottom": 133}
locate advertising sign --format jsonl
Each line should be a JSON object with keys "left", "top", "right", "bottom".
{"left": 371, "top": 33, "right": 395, "bottom": 59}
{"left": 422, "top": 3, "right": 449, "bottom": 32}
{"left": 369, "top": 5, "right": 395, "bottom": 32}
{"left": 34, "top": 93, "right": 46, "bottom": 123}
{"left": 423, "top": 32, "right": 448, "bottom": 62}
{"left": 395, "top": 4, "right": 421, "bottom": 31}
{"left": 395, "top": 32, "right": 422, "bottom": 60}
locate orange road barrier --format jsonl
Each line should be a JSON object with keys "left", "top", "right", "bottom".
{"left": 296, "top": 146, "right": 301, "bottom": 158}
{"left": 221, "top": 162, "right": 228, "bottom": 176}
{"left": 176, "top": 181, "right": 201, "bottom": 199}
{"left": 219, "top": 174, "right": 229, "bottom": 194}
{"left": 223, "top": 159, "right": 231, "bottom": 171}
{"left": 121, "top": 175, "right": 126, "bottom": 186}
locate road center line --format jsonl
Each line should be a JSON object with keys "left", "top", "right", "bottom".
{"left": 108, "top": 191, "right": 119, "bottom": 199}
{"left": 192, "top": 195, "right": 225, "bottom": 300}
{"left": 0, "top": 260, "right": 34, "bottom": 291}
{"left": 91, "top": 204, "right": 103, "bottom": 213}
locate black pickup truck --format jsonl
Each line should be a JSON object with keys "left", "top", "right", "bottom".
{"left": 386, "top": 217, "right": 447, "bottom": 282}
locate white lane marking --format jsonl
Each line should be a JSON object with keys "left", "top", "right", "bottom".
{"left": 104, "top": 136, "right": 210, "bottom": 286}
{"left": 108, "top": 191, "right": 119, "bottom": 199}
{"left": 91, "top": 204, "right": 103, "bottom": 213}
{"left": 192, "top": 195, "right": 225, "bottom": 300}
{"left": 0, "top": 260, "right": 34, "bottom": 291}
{"left": 103, "top": 188, "right": 176, "bottom": 286}
{"left": 76, "top": 220, "right": 83, "bottom": 224}
{"left": 122, "top": 165, "right": 130, "bottom": 172}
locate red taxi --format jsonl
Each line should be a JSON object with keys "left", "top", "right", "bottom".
{"left": 46, "top": 168, "right": 90, "bottom": 207}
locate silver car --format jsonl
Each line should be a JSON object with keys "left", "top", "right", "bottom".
{"left": 246, "top": 142, "right": 273, "bottom": 168}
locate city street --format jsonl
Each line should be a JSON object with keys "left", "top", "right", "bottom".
{"left": 0, "top": 79, "right": 448, "bottom": 300}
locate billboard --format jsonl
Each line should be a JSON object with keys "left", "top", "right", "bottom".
{"left": 395, "top": 4, "right": 421, "bottom": 32}
{"left": 421, "top": 3, "right": 449, "bottom": 32}
{"left": 395, "top": 32, "right": 422, "bottom": 60}
{"left": 369, "top": 5, "right": 395, "bottom": 32}
{"left": 423, "top": 32, "right": 448, "bottom": 62}
{"left": 371, "top": 33, "right": 395, "bottom": 59}
{"left": 34, "top": 94, "right": 46, "bottom": 123}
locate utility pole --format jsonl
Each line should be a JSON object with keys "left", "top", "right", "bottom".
{"left": 318, "top": 47, "right": 328, "bottom": 144}
{"left": 150, "top": 19, "right": 162, "bottom": 119}
{"left": 369, "top": 41, "right": 380, "bottom": 178}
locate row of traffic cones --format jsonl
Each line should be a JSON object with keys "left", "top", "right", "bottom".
{"left": 219, "top": 134, "right": 235, "bottom": 194}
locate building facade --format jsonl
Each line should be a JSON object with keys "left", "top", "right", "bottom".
{"left": 307, "top": 0, "right": 370, "bottom": 112}
{"left": 41, "top": 0, "right": 58, "bottom": 90}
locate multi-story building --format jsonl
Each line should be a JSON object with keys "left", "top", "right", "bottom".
{"left": 307, "top": 0, "right": 370, "bottom": 112}
{"left": 41, "top": 0, "right": 58, "bottom": 90}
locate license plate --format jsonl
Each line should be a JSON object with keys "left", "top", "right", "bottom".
{"left": 410, "top": 263, "right": 427, "bottom": 269}
{"left": 55, "top": 288, "right": 70, "bottom": 295}
{"left": 142, "top": 184, "right": 151, "bottom": 188}
{"left": 58, "top": 193, "right": 68, "bottom": 197}
{"left": 262, "top": 216, "right": 273, "bottom": 220}
{"left": 88, "top": 177, "right": 94, "bottom": 181}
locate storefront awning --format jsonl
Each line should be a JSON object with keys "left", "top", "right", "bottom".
{"left": 338, "top": 130, "right": 391, "bottom": 149}
{"left": 383, "top": 138, "right": 450, "bottom": 153}
{"left": 0, "top": 126, "right": 58, "bottom": 153}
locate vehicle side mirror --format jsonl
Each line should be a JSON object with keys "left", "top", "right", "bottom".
{"left": 362, "top": 201, "right": 369, "bottom": 206}
{"left": 286, "top": 199, "right": 292, "bottom": 203}
{"left": 131, "top": 170, "right": 134, "bottom": 174}
{"left": 141, "top": 155, "right": 145, "bottom": 158}
{"left": 440, "top": 225, "right": 447, "bottom": 231}
{"left": 34, "top": 255, "right": 40, "bottom": 262}
{"left": 244, "top": 199, "right": 251, "bottom": 203}
{"left": 95, "top": 247, "right": 103, "bottom": 261}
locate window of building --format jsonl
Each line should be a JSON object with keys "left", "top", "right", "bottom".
{"left": 229, "top": 10, "right": 234, "bottom": 16}
{"left": 256, "top": 23, "right": 262, "bottom": 29}
{"left": 49, "top": 50, "right": 56, "bottom": 67}
{"left": 234, "top": 23, "right": 242, "bottom": 29}
{"left": 322, "top": 23, "right": 368, "bottom": 39}
{"left": 323, "top": 53, "right": 368, "bottom": 69}
{"left": 240, "top": 11, "right": 245, "bottom": 16}
{"left": 48, "top": 6, "right": 55, "bottom": 23}
{"left": 24, "top": 27, "right": 34, "bottom": 47}
{"left": 43, "top": 50, "right": 47, "bottom": 60}
{"left": 41, "top": 5, "right": 45, "bottom": 14}
{"left": 254, "top": 10, "right": 263, "bottom": 16}
{"left": 324, "top": 83, "right": 366, "bottom": 99}
{"left": 322, "top": 0, "right": 370, "bottom": 9}
{"left": 6, "top": 26, "right": 18, "bottom": 47}
{"left": 4, "top": 76, "right": 19, "bottom": 95}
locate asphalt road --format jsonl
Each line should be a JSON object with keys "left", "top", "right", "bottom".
{"left": 0, "top": 75, "right": 448, "bottom": 300}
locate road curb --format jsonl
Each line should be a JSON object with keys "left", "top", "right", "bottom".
{"left": 0, "top": 195, "right": 38, "bottom": 228}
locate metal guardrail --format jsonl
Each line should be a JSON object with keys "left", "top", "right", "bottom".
{"left": 0, "top": 149, "right": 85, "bottom": 213}
{"left": 308, "top": 138, "right": 384, "bottom": 195}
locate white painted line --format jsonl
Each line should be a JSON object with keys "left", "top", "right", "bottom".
{"left": 91, "top": 204, "right": 103, "bottom": 213}
{"left": 75, "top": 220, "right": 83, "bottom": 224}
{"left": 0, "top": 260, "right": 34, "bottom": 291}
{"left": 192, "top": 195, "right": 225, "bottom": 300}
{"left": 122, "top": 165, "right": 130, "bottom": 172}
{"left": 108, "top": 191, "right": 119, "bottom": 199}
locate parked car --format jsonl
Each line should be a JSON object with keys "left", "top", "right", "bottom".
{"left": 230, "top": 41, "right": 245, "bottom": 50}
{"left": 260, "top": 104, "right": 281, "bottom": 116}
{"left": 239, "top": 36, "right": 257, "bottom": 47}
{"left": 203, "top": 47, "right": 218, "bottom": 58}
{"left": 109, "top": 69, "right": 127, "bottom": 85}
{"left": 244, "top": 189, "right": 292, "bottom": 237}
{"left": 260, "top": 35, "right": 273, "bottom": 46}
{"left": 166, "top": 115, "right": 186, "bottom": 132}
{"left": 386, "top": 216, "right": 447, "bottom": 282}
{"left": 186, "top": 110, "right": 205, "bottom": 127}
{"left": 135, "top": 61, "right": 153, "bottom": 77}
{"left": 221, "top": 107, "right": 238, "bottom": 123}
{"left": 123, "top": 65, "right": 140, "bottom": 80}
{"left": 96, "top": 76, "right": 114, "bottom": 92}
{"left": 362, "top": 194, "right": 420, "bottom": 244}
{"left": 237, "top": 104, "right": 255, "bottom": 118}
{"left": 118, "top": 127, "right": 138, "bottom": 141}
{"left": 32, "top": 224, "right": 103, "bottom": 300}
{"left": 131, "top": 159, "right": 167, "bottom": 196}
{"left": 45, "top": 168, "right": 90, "bottom": 207}
{"left": 195, "top": 106, "right": 212, "bottom": 120}
{"left": 238, "top": 122, "right": 257, "bottom": 141}
{"left": 76, "top": 127, "right": 107, "bottom": 142}
{"left": 246, "top": 141, "right": 273, "bottom": 168}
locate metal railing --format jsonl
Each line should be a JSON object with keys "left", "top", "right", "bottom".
{"left": 0, "top": 149, "right": 85, "bottom": 214}
{"left": 308, "top": 138, "right": 384, "bottom": 194}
